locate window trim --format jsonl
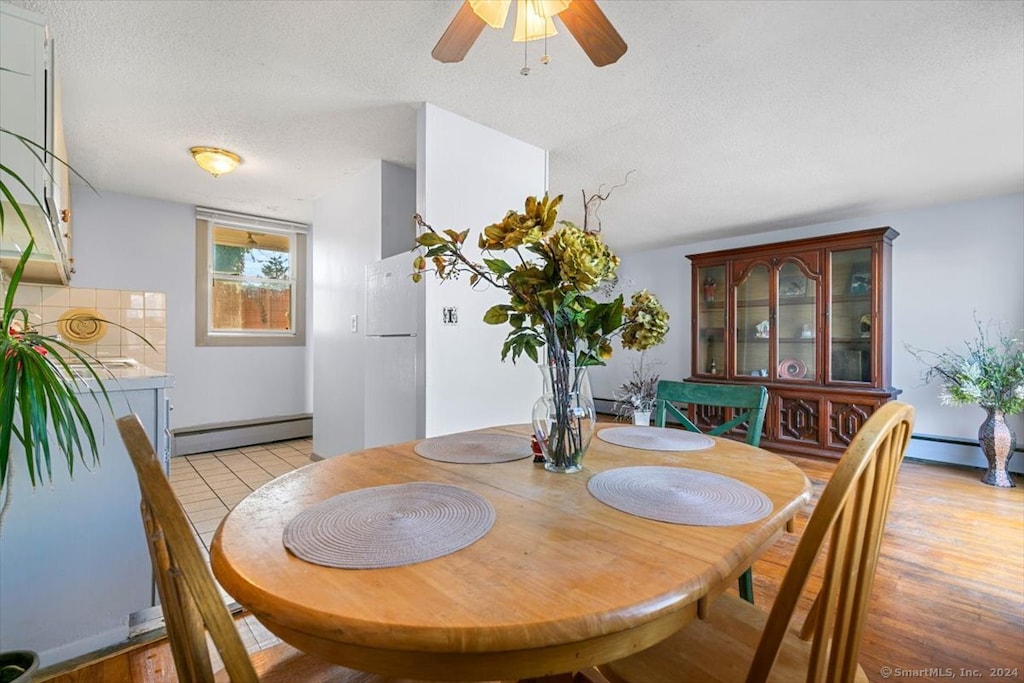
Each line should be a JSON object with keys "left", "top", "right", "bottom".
{"left": 195, "top": 209, "right": 307, "bottom": 347}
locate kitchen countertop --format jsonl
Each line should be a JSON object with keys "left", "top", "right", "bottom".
{"left": 63, "top": 358, "right": 173, "bottom": 392}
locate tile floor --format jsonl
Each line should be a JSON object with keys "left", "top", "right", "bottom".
{"left": 167, "top": 437, "right": 313, "bottom": 661}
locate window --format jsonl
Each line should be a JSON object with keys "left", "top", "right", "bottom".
{"left": 196, "top": 209, "right": 307, "bottom": 346}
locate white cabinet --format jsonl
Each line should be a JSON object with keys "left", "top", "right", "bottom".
{"left": 0, "top": 375, "right": 173, "bottom": 666}
{"left": 0, "top": 2, "right": 72, "bottom": 284}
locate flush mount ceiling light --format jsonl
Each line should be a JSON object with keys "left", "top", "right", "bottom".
{"left": 432, "top": 0, "right": 626, "bottom": 74}
{"left": 190, "top": 146, "right": 241, "bottom": 177}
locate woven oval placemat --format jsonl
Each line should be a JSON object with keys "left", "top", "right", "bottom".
{"left": 587, "top": 466, "right": 773, "bottom": 526}
{"left": 596, "top": 426, "right": 714, "bottom": 452}
{"left": 414, "top": 432, "right": 532, "bottom": 464}
{"left": 283, "top": 482, "right": 495, "bottom": 569}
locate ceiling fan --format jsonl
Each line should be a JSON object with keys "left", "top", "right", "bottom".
{"left": 432, "top": 0, "right": 627, "bottom": 68}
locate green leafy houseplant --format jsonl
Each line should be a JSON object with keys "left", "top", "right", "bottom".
{"left": 0, "top": 127, "right": 113, "bottom": 526}
{"left": 412, "top": 193, "right": 669, "bottom": 470}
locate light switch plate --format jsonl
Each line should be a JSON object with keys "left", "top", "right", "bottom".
{"left": 442, "top": 307, "right": 458, "bottom": 325}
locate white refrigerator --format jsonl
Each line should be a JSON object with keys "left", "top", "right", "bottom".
{"left": 364, "top": 253, "right": 423, "bottom": 447}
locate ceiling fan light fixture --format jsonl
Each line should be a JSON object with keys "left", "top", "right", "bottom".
{"left": 467, "top": 0, "right": 512, "bottom": 28}
{"left": 190, "top": 146, "right": 241, "bottom": 177}
{"left": 432, "top": 0, "right": 625, "bottom": 67}
{"left": 512, "top": 0, "right": 558, "bottom": 42}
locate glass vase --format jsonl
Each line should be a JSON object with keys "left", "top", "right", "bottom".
{"left": 532, "top": 362, "right": 595, "bottom": 473}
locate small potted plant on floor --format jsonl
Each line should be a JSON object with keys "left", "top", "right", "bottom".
{"left": 613, "top": 352, "right": 661, "bottom": 426}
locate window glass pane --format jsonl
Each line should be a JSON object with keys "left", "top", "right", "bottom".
{"left": 830, "top": 247, "right": 873, "bottom": 382}
{"left": 210, "top": 226, "right": 295, "bottom": 333}
{"left": 212, "top": 279, "right": 293, "bottom": 331}
{"left": 776, "top": 261, "right": 816, "bottom": 381}
{"left": 735, "top": 264, "right": 770, "bottom": 378}
{"left": 696, "top": 265, "right": 726, "bottom": 375}
{"left": 212, "top": 227, "right": 292, "bottom": 278}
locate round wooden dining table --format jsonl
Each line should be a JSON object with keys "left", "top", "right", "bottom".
{"left": 211, "top": 423, "right": 810, "bottom": 682}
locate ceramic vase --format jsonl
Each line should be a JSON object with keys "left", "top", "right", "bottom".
{"left": 632, "top": 410, "right": 652, "bottom": 426}
{"left": 0, "top": 650, "right": 39, "bottom": 683}
{"left": 532, "top": 363, "right": 595, "bottom": 473}
{"left": 979, "top": 408, "right": 1016, "bottom": 488}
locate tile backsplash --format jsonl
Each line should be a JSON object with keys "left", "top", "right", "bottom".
{"left": 9, "top": 284, "right": 167, "bottom": 371}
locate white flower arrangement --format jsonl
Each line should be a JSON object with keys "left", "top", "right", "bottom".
{"left": 907, "top": 318, "right": 1024, "bottom": 416}
{"left": 613, "top": 353, "right": 661, "bottom": 421}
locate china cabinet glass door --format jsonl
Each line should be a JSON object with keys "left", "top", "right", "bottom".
{"left": 775, "top": 261, "right": 817, "bottom": 382}
{"left": 829, "top": 247, "right": 873, "bottom": 383}
{"left": 734, "top": 264, "right": 770, "bottom": 378}
{"left": 696, "top": 265, "right": 726, "bottom": 376}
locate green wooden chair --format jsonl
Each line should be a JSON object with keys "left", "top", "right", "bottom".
{"left": 654, "top": 380, "right": 770, "bottom": 604}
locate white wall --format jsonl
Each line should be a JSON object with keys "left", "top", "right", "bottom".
{"left": 311, "top": 161, "right": 384, "bottom": 458}
{"left": 71, "top": 190, "right": 310, "bottom": 430}
{"left": 419, "top": 103, "right": 548, "bottom": 436}
{"left": 381, "top": 163, "right": 416, "bottom": 259}
{"left": 589, "top": 192, "right": 1024, "bottom": 471}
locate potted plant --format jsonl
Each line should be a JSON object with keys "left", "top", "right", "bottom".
{"left": 907, "top": 318, "right": 1024, "bottom": 487}
{"left": 613, "top": 351, "right": 661, "bottom": 425}
{"left": 0, "top": 127, "right": 112, "bottom": 681}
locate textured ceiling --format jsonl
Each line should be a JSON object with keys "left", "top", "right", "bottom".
{"left": 7, "top": 0, "right": 1024, "bottom": 252}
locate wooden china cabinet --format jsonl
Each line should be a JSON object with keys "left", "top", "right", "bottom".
{"left": 687, "top": 227, "right": 900, "bottom": 459}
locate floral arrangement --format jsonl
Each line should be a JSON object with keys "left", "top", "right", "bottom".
{"left": 906, "top": 319, "right": 1024, "bottom": 415}
{"left": 412, "top": 193, "right": 669, "bottom": 367}
{"left": 613, "top": 352, "right": 660, "bottom": 421}
{"left": 412, "top": 192, "right": 669, "bottom": 469}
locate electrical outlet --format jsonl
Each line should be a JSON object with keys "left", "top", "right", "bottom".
{"left": 351, "top": 314, "right": 358, "bottom": 333}
{"left": 442, "top": 307, "right": 458, "bottom": 325}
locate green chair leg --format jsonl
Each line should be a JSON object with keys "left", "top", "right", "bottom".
{"left": 739, "top": 568, "right": 754, "bottom": 603}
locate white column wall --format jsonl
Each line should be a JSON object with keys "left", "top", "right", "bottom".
{"left": 418, "top": 103, "right": 548, "bottom": 436}
{"left": 311, "top": 161, "right": 383, "bottom": 457}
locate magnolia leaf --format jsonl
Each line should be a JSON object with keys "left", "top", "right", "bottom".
{"left": 416, "top": 232, "right": 445, "bottom": 247}
{"left": 483, "top": 305, "right": 510, "bottom": 325}
{"left": 602, "top": 297, "right": 624, "bottom": 334}
{"left": 484, "top": 258, "right": 513, "bottom": 276}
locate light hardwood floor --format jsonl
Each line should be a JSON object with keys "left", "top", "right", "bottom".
{"left": 35, "top": 449, "right": 1023, "bottom": 683}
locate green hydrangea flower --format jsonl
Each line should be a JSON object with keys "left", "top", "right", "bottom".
{"left": 622, "top": 290, "right": 670, "bottom": 351}
{"left": 549, "top": 223, "right": 619, "bottom": 292}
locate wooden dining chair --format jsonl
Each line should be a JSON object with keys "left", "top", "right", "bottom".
{"left": 654, "top": 380, "right": 769, "bottom": 447}
{"left": 116, "top": 414, "right": 510, "bottom": 683}
{"left": 593, "top": 401, "right": 915, "bottom": 683}
{"left": 654, "top": 380, "right": 770, "bottom": 602}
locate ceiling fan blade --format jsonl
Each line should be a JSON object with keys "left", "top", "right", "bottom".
{"left": 432, "top": 1, "right": 488, "bottom": 63}
{"left": 558, "top": 0, "right": 627, "bottom": 67}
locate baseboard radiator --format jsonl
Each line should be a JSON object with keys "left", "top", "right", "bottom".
{"left": 171, "top": 413, "right": 312, "bottom": 456}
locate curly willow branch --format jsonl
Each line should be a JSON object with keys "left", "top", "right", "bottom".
{"left": 582, "top": 169, "right": 636, "bottom": 233}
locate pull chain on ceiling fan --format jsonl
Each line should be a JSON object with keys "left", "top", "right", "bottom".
{"left": 432, "top": 0, "right": 627, "bottom": 70}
